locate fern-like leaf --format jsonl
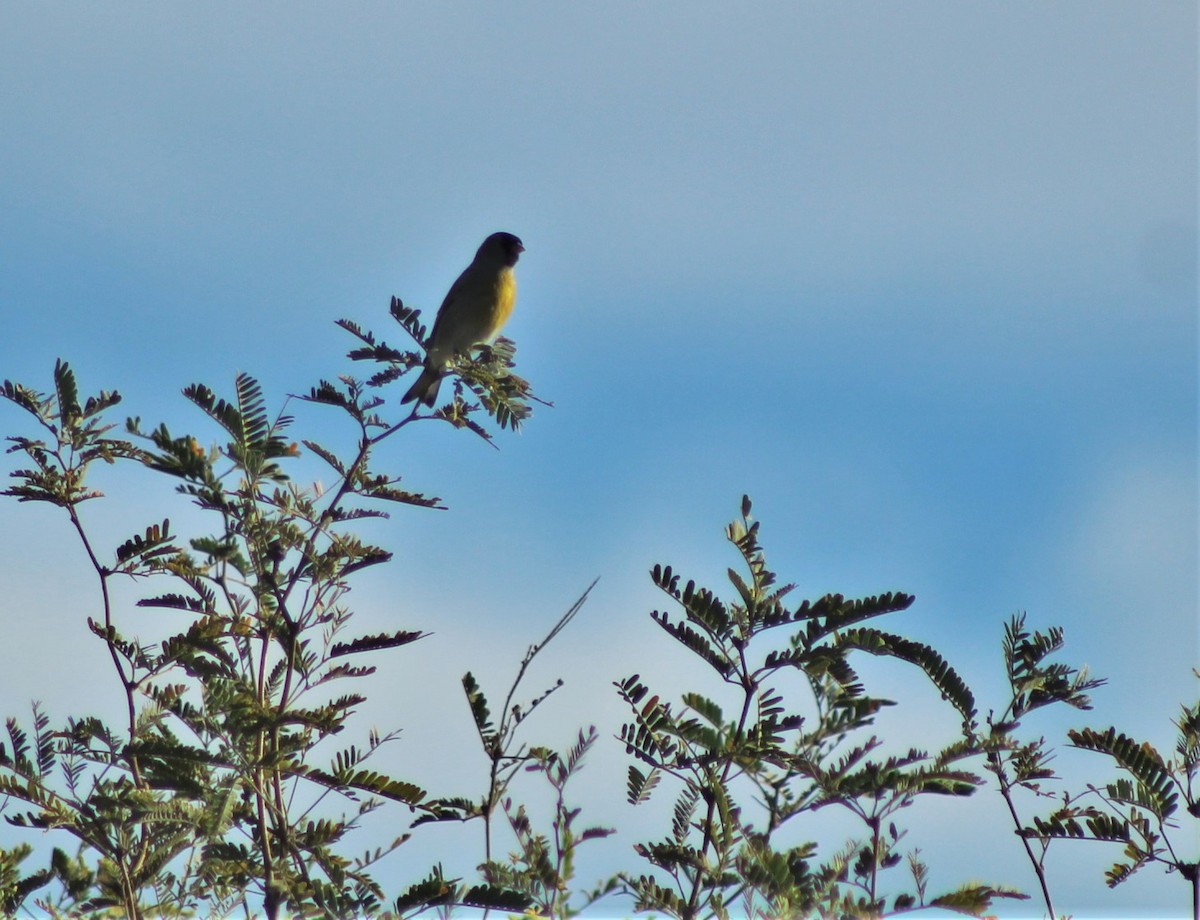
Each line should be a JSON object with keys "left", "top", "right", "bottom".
{"left": 836, "top": 628, "right": 976, "bottom": 722}
{"left": 329, "top": 630, "right": 427, "bottom": 659}
{"left": 234, "top": 372, "right": 269, "bottom": 448}
{"left": 928, "top": 883, "right": 1028, "bottom": 914}
{"left": 114, "top": 519, "right": 174, "bottom": 566}
{"left": 462, "top": 672, "right": 496, "bottom": 749}
{"left": 53, "top": 359, "right": 81, "bottom": 425}
{"left": 627, "top": 766, "right": 662, "bottom": 805}
{"left": 649, "top": 611, "right": 733, "bottom": 677}
{"left": 1068, "top": 727, "right": 1177, "bottom": 819}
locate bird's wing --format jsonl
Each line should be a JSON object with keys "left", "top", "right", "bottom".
{"left": 426, "top": 265, "right": 471, "bottom": 347}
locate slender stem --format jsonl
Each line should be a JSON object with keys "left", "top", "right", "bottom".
{"left": 484, "top": 754, "right": 499, "bottom": 865}
{"left": 279, "top": 423, "right": 374, "bottom": 615}
{"left": 686, "top": 779, "right": 716, "bottom": 920}
{"left": 368, "top": 403, "right": 422, "bottom": 444}
{"left": 868, "top": 811, "right": 883, "bottom": 916}
{"left": 256, "top": 750, "right": 279, "bottom": 920}
{"left": 246, "top": 406, "right": 398, "bottom": 914}
{"left": 685, "top": 675, "right": 756, "bottom": 920}
{"left": 480, "top": 588, "right": 595, "bottom": 915}
{"left": 66, "top": 506, "right": 144, "bottom": 786}
{"left": 550, "top": 768, "right": 570, "bottom": 919}
{"left": 989, "top": 751, "right": 1056, "bottom": 919}
{"left": 65, "top": 502, "right": 150, "bottom": 920}
{"left": 115, "top": 857, "right": 143, "bottom": 920}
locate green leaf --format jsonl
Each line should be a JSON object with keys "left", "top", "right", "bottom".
{"left": 1069, "top": 727, "right": 1177, "bottom": 819}
{"left": 389, "top": 296, "right": 427, "bottom": 340}
{"left": 1105, "top": 853, "right": 1150, "bottom": 887}
{"left": 628, "top": 873, "right": 687, "bottom": 915}
{"left": 353, "top": 471, "right": 443, "bottom": 508}
{"left": 460, "top": 884, "right": 534, "bottom": 911}
{"left": 727, "top": 566, "right": 757, "bottom": 609}
{"left": 649, "top": 611, "right": 734, "bottom": 677}
{"left": 31, "top": 706, "right": 54, "bottom": 777}
{"left": 5, "top": 718, "right": 30, "bottom": 769}
{"left": 679, "top": 578, "right": 732, "bottom": 637}
{"left": 671, "top": 786, "right": 699, "bottom": 844}
{"left": 928, "top": 883, "right": 1029, "bottom": 914}
{"left": 114, "top": 519, "right": 174, "bottom": 566}
{"left": 184, "top": 382, "right": 244, "bottom": 443}
{"left": 390, "top": 866, "right": 455, "bottom": 912}
{"left": 681, "top": 692, "right": 724, "bottom": 729}
{"left": 797, "top": 591, "right": 915, "bottom": 641}
{"left": 329, "top": 630, "right": 428, "bottom": 658}
{"left": 303, "top": 379, "right": 367, "bottom": 422}
{"left": 300, "top": 439, "right": 347, "bottom": 476}
{"left": 836, "top": 627, "right": 976, "bottom": 722}
{"left": 462, "top": 672, "right": 496, "bottom": 748}
{"left": 137, "top": 592, "right": 216, "bottom": 616}
{"left": 303, "top": 766, "right": 428, "bottom": 806}
{"left": 234, "top": 372, "right": 269, "bottom": 447}
{"left": 53, "top": 359, "right": 81, "bottom": 425}
{"left": 0, "top": 380, "right": 49, "bottom": 418}
{"left": 410, "top": 796, "right": 481, "bottom": 827}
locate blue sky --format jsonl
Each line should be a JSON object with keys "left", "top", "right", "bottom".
{"left": 0, "top": 3, "right": 1195, "bottom": 916}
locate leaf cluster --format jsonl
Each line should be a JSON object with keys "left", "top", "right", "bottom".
{"left": 416, "top": 584, "right": 615, "bottom": 919}
{"left": 616, "top": 497, "right": 1024, "bottom": 919}
{"left": 2, "top": 360, "right": 138, "bottom": 507}
{"left": 337, "top": 297, "right": 542, "bottom": 445}
{"left": 960, "top": 611, "right": 1111, "bottom": 919}
{"left": 1025, "top": 692, "right": 1200, "bottom": 894}
{"left": 5, "top": 319, "right": 1196, "bottom": 920}
{"left": 0, "top": 343, "right": 539, "bottom": 918}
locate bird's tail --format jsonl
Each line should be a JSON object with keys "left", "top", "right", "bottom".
{"left": 401, "top": 365, "right": 443, "bottom": 407}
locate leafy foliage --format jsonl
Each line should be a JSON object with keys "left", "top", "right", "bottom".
{"left": 482, "top": 728, "right": 618, "bottom": 919}
{"left": 2, "top": 360, "right": 139, "bottom": 507}
{"left": 419, "top": 584, "right": 617, "bottom": 919}
{"left": 969, "top": 611, "right": 1110, "bottom": 920}
{"left": 0, "top": 293, "right": 544, "bottom": 918}
{"left": 4, "top": 310, "right": 1196, "bottom": 919}
{"left": 616, "top": 497, "right": 1027, "bottom": 919}
{"left": 337, "top": 296, "right": 541, "bottom": 445}
{"left": 1022, "top": 685, "right": 1200, "bottom": 898}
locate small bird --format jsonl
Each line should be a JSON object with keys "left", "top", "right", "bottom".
{"left": 401, "top": 231, "right": 525, "bottom": 407}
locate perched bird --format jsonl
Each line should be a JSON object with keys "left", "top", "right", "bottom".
{"left": 401, "top": 231, "right": 525, "bottom": 407}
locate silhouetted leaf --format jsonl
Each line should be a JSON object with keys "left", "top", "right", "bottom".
{"left": 1069, "top": 727, "right": 1177, "bottom": 819}
{"left": 329, "top": 630, "right": 427, "bottom": 659}
{"left": 837, "top": 628, "right": 976, "bottom": 722}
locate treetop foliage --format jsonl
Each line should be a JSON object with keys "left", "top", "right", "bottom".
{"left": 1, "top": 304, "right": 1195, "bottom": 919}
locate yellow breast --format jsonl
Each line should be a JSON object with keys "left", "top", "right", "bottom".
{"left": 489, "top": 268, "right": 517, "bottom": 339}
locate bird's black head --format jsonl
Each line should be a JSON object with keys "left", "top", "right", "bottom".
{"left": 480, "top": 231, "right": 524, "bottom": 267}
